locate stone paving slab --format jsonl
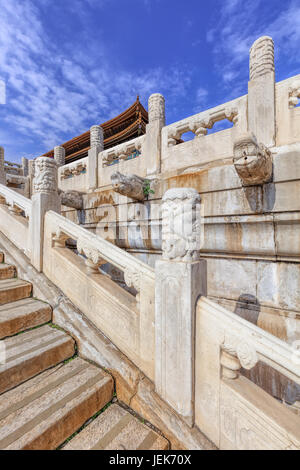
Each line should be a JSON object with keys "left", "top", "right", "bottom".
{"left": 0, "top": 264, "right": 16, "bottom": 281}
{"left": 0, "top": 357, "right": 114, "bottom": 450}
{"left": 63, "top": 403, "right": 169, "bottom": 450}
{"left": 0, "top": 298, "right": 52, "bottom": 339}
{"left": 0, "top": 325, "right": 75, "bottom": 394}
{"left": 0, "top": 278, "right": 32, "bottom": 305}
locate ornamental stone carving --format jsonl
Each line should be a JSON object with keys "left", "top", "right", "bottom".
{"left": 33, "top": 157, "right": 58, "bottom": 193}
{"left": 161, "top": 188, "right": 201, "bottom": 262}
{"left": 233, "top": 132, "right": 273, "bottom": 186}
{"left": 60, "top": 190, "right": 84, "bottom": 210}
{"left": 52, "top": 230, "right": 70, "bottom": 248}
{"left": 77, "top": 238, "right": 105, "bottom": 268}
{"left": 71, "top": 163, "right": 86, "bottom": 176}
{"left": 60, "top": 162, "right": 87, "bottom": 179}
{"left": 236, "top": 341, "right": 258, "bottom": 370}
{"left": 111, "top": 171, "right": 149, "bottom": 201}
{"left": 288, "top": 80, "right": 300, "bottom": 108}
{"left": 0, "top": 146, "right": 5, "bottom": 185}
{"left": 148, "top": 93, "right": 165, "bottom": 124}
{"left": 54, "top": 146, "right": 65, "bottom": 167}
{"left": 221, "top": 334, "right": 258, "bottom": 378}
{"left": 90, "top": 125, "right": 104, "bottom": 149}
{"left": 250, "top": 36, "right": 274, "bottom": 81}
{"left": 124, "top": 268, "right": 141, "bottom": 303}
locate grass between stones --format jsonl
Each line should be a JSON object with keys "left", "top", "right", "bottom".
{"left": 56, "top": 400, "right": 113, "bottom": 450}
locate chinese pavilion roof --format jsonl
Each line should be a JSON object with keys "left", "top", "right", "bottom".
{"left": 42, "top": 97, "right": 148, "bottom": 164}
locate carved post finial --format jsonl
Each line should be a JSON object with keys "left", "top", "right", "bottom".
{"left": 90, "top": 125, "right": 104, "bottom": 150}
{"left": 250, "top": 36, "right": 274, "bottom": 81}
{"left": 89, "top": 125, "right": 103, "bottom": 191}
{"left": 148, "top": 93, "right": 165, "bottom": 126}
{"left": 0, "top": 146, "right": 5, "bottom": 185}
{"left": 248, "top": 36, "right": 275, "bottom": 147}
{"left": 162, "top": 188, "right": 202, "bottom": 262}
{"left": 33, "top": 157, "right": 58, "bottom": 194}
{"left": 54, "top": 146, "right": 65, "bottom": 167}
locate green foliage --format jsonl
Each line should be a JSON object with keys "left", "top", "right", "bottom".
{"left": 143, "top": 180, "right": 155, "bottom": 198}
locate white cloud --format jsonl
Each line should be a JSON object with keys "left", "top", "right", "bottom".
{"left": 194, "top": 87, "right": 208, "bottom": 111}
{"left": 0, "top": 0, "right": 191, "bottom": 160}
{"left": 208, "top": 0, "right": 300, "bottom": 89}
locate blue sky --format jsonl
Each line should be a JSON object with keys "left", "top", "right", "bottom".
{"left": 0, "top": 0, "right": 300, "bottom": 162}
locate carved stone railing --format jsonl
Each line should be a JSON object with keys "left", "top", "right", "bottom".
{"left": 48, "top": 211, "right": 154, "bottom": 288}
{"left": 195, "top": 297, "right": 300, "bottom": 450}
{"left": 0, "top": 184, "right": 32, "bottom": 256}
{"left": 60, "top": 158, "right": 87, "bottom": 180}
{"left": 276, "top": 73, "right": 300, "bottom": 147}
{"left": 43, "top": 210, "right": 155, "bottom": 378}
{"left": 0, "top": 183, "right": 32, "bottom": 217}
{"left": 4, "top": 161, "right": 22, "bottom": 175}
{"left": 166, "top": 105, "right": 239, "bottom": 147}
{"left": 101, "top": 136, "right": 145, "bottom": 167}
{"left": 58, "top": 157, "right": 88, "bottom": 193}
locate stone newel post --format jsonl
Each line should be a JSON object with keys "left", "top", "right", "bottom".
{"left": 0, "top": 146, "right": 5, "bottom": 185}
{"left": 54, "top": 146, "right": 65, "bottom": 167}
{"left": 144, "top": 93, "right": 165, "bottom": 176}
{"left": 155, "top": 188, "right": 206, "bottom": 427}
{"left": 22, "top": 157, "right": 29, "bottom": 177}
{"left": 30, "top": 157, "right": 61, "bottom": 272}
{"left": 88, "top": 125, "right": 104, "bottom": 191}
{"left": 248, "top": 36, "right": 275, "bottom": 147}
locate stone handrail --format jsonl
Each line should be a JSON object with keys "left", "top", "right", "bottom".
{"left": 0, "top": 183, "right": 32, "bottom": 217}
{"left": 0, "top": 184, "right": 32, "bottom": 257}
{"left": 43, "top": 209, "right": 156, "bottom": 379}
{"left": 198, "top": 297, "right": 299, "bottom": 381}
{"left": 165, "top": 99, "right": 241, "bottom": 147}
{"left": 101, "top": 135, "right": 145, "bottom": 167}
{"left": 195, "top": 296, "right": 300, "bottom": 449}
{"left": 48, "top": 210, "right": 155, "bottom": 280}
{"left": 4, "top": 161, "right": 22, "bottom": 168}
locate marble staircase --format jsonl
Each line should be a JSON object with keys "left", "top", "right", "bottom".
{"left": 0, "top": 251, "right": 169, "bottom": 450}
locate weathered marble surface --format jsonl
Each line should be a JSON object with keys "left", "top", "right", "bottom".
{"left": 233, "top": 132, "right": 273, "bottom": 186}
{"left": 0, "top": 231, "right": 215, "bottom": 450}
{"left": 195, "top": 297, "right": 300, "bottom": 450}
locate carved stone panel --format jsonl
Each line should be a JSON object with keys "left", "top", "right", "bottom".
{"left": 161, "top": 188, "right": 202, "bottom": 262}
{"left": 220, "top": 381, "right": 300, "bottom": 450}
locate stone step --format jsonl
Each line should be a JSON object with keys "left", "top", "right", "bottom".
{"left": 0, "top": 325, "right": 75, "bottom": 394}
{"left": 0, "top": 298, "right": 52, "bottom": 340}
{"left": 63, "top": 404, "right": 169, "bottom": 450}
{"left": 0, "top": 279, "right": 32, "bottom": 306}
{"left": 0, "top": 264, "right": 16, "bottom": 281}
{"left": 0, "top": 357, "right": 114, "bottom": 450}
{"left": 0, "top": 253, "right": 4, "bottom": 263}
